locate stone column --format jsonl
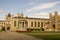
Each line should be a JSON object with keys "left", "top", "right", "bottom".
{"left": 32, "top": 21, "right": 34, "bottom": 30}
{"left": 42, "top": 22, "right": 44, "bottom": 28}
{"left": 5, "top": 27, "right": 7, "bottom": 31}
{"left": 40, "top": 22, "right": 41, "bottom": 27}
{"left": 24, "top": 22, "right": 26, "bottom": 30}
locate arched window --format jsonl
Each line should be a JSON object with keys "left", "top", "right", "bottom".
{"left": 22, "top": 22, "right": 24, "bottom": 28}
{"left": 31, "top": 22, "right": 33, "bottom": 27}
{"left": 38, "top": 22, "right": 40, "bottom": 27}
{"left": 35, "top": 22, "right": 36, "bottom": 27}
{"left": 41, "top": 22, "right": 43, "bottom": 27}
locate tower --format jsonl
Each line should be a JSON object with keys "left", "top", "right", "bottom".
{"left": 55, "top": 11, "right": 58, "bottom": 31}
{"left": 49, "top": 11, "right": 59, "bottom": 31}
{"left": 5, "top": 13, "right": 13, "bottom": 31}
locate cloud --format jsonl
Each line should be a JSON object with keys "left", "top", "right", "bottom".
{"left": 26, "top": 1, "right": 60, "bottom": 12}
{"left": 28, "top": 12, "right": 49, "bottom": 18}
{"left": 0, "top": 10, "right": 3, "bottom": 13}
{"left": 29, "top": 2, "right": 35, "bottom": 5}
{"left": 28, "top": 11, "right": 60, "bottom": 18}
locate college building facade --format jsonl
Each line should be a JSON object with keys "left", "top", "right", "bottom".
{"left": 0, "top": 11, "right": 60, "bottom": 31}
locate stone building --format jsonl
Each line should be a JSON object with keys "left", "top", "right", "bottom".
{"left": 0, "top": 11, "right": 60, "bottom": 31}
{"left": 0, "top": 13, "right": 49, "bottom": 31}
{"left": 49, "top": 11, "right": 60, "bottom": 31}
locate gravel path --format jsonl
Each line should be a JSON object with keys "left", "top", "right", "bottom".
{"left": 0, "top": 31, "right": 43, "bottom": 40}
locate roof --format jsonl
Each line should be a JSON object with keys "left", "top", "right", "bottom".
{"left": 14, "top": 16, "right": 49, "bottom": 20}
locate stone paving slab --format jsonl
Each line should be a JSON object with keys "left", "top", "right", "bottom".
{"left": 0, "top": 31, "right": 43, "bottom": 40}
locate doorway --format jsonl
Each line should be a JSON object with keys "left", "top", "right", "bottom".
{"left": 53, "top": 25, "right": 55, "bottom": 29}
{"left": 7, "top": 27, "right": 10, "bottom": 31}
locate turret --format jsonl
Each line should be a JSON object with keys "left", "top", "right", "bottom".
{"left": 49, "top": 12, "right": 52, "bottom": 29}
{"left": 55, "top": 10, "right": 58, "bottom": 17}
{"left": 49, "top": 12, "right": 52, "bottom": 19}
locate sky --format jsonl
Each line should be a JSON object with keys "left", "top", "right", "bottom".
{"left": 0, "top": 0, "right": 60, "bottom": 19}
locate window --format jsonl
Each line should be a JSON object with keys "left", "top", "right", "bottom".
{"left": 38, "top": 22, "right": 40, "bottom": 27}
{"left": 18, "top": 21, "right": 21, "bottom": 26}
{"left": 14, "top": 21, "right": 16, "bottom": 26}
{"left": 35, "top": 22, "right": 36, "bottom": 27}
{"left": 18, "top": 22, "right": 22, "bottom": 26}
{"left": 22, "top": 22, "right": 24, "bottom": 28}
{"left": 31, "top": 22, "right": 33, "bottom": 27}
{"left": 45, "top": 22, "right": 49, "bottom": 24}
{"left": 41, "top": 22, "right": 43, "bottom": 27}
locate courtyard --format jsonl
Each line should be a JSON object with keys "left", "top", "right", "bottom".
{"left": 0, "top": 30, "right": 60, "bottom": 40}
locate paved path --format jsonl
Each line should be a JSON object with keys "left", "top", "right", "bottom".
{"left": 0, "top": 31, "right": 43, "bottom": 40}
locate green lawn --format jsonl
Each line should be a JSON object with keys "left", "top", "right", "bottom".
{"left": 17, "top": 32, "right": 60, "bottom": 40}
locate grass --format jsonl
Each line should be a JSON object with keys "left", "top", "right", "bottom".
{"left": 17, "top": 31, "right": 60, "bottom": 40}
